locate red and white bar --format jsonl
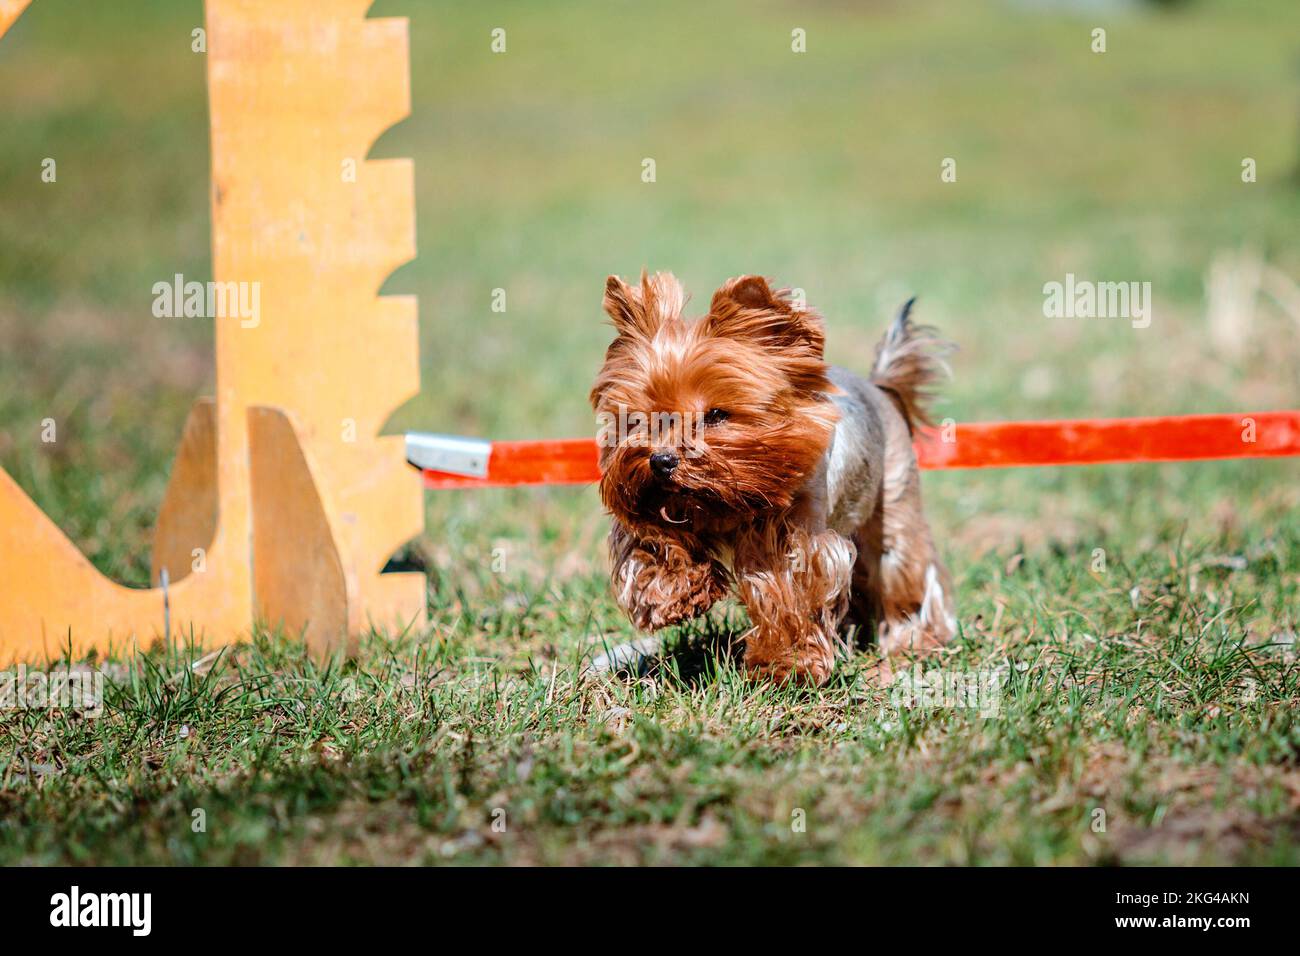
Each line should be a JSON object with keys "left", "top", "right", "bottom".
{"left": 410, "top": 409, "right": 1300, "bottom": 489}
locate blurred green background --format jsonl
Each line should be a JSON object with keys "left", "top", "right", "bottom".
{"left": 0, "top": 0, "right": 1297, "bottom": 587}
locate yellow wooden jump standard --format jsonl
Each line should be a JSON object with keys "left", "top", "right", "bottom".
{"left": 0, "top": 0, "right": 426, "bottom": 661}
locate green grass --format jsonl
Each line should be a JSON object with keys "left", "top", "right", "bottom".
{"left": 1, "top": 0, "right": 1298, "bottom": 864}
{"left": 3, "top": 517, "right": 1297, "bottom": 865}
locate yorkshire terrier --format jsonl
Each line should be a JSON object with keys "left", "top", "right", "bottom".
{"left": 589, "top": 272, "right": 956, "bottom": 685}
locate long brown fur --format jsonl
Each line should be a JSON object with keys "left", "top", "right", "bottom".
{"left": 869, "top": 297, "right": 952, "bottom": 432}
{"left": 590, "top": 272, "right": 955, "bottom": 685}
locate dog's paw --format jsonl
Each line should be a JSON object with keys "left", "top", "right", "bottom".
{"left": 742, "top": 644, "right": 834, "bottom": 687}
{"left": 619, "top": 556, "right": 727, "bottom": 632}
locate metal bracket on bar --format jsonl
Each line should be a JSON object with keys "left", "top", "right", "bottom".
{"left": 405, "top": 432, "right": 492, "bottom": 478}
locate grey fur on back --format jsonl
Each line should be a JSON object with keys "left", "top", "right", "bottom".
{"left": 822, "top": 365, "right": 901, "bottom": 536}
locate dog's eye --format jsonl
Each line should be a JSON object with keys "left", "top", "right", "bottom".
{"left": 702, "top": 408, "right": 729, "bottom": 426}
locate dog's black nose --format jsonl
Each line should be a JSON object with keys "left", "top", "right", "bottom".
{"left": 649, "top": 451, "right": 679, "bottom": 477}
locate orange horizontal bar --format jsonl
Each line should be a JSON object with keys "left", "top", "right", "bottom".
{"left": 420, "top": 410, "right": 1300, "bottom": 489}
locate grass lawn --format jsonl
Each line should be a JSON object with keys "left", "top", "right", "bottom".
{"left": 0, "top": 0, "right": 1298, "bottom": 864}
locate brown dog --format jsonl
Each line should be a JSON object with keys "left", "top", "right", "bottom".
{"left": 590, "top": 272, "right": 955, "bottom": 685}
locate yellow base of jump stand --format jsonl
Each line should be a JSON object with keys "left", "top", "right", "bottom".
{"left": 0, "top": 0, "right": 426, "bottom": 662}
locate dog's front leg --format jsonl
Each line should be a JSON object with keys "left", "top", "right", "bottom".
{"left": 608, "top": 522, "right": 728, "bottom": 632}
{"left": 735, "top": 521, "right": 856, "bottom": 686}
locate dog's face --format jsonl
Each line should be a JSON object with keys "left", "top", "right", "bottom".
{"left": 590, "top": 272, "right": 838, "bottom": 528}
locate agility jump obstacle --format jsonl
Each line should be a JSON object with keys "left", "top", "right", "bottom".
{"left": 410, "top": 411, "right": 1300, "bottom": 487}
{"left": 0, "top": 0, "right": 424, "bottom": 661}
{"left": 1, "top": 2, "right": 1297, "bottom": 664}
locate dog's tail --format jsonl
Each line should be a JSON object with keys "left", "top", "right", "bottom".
{"left": 869, "top": 297, "right": 953, "bottom": 432}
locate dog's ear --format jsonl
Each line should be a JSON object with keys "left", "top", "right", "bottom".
{"left": 706, "top": 275, "right": 825, "bottom": 359}
{"left": 603, "top": 271, "right": 684, "bottom": 339}
{"left": 715, "top": 275, "right": 781, "bottom": 312}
